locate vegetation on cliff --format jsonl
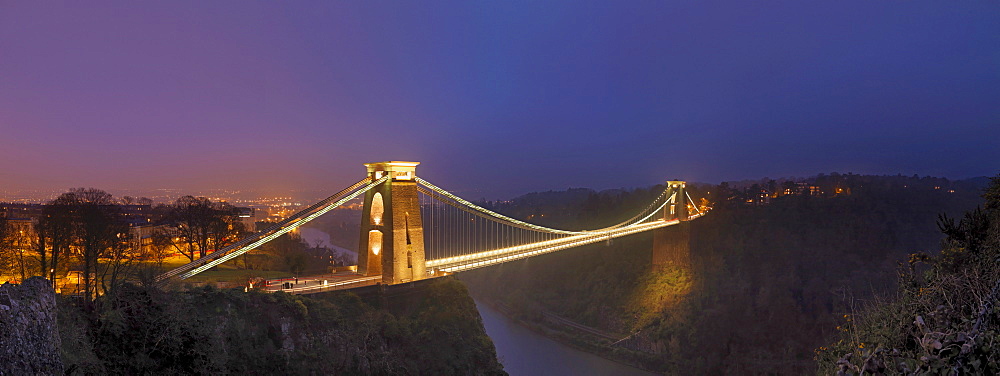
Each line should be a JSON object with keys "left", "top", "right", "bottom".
{"left": 462, "top": 173, "right": 987, "bottom": 374}
{"left": 58, "top": 278, "right": 506, "bottom": 375}
{"left": 818, "top": 175, "right": 1000, "bottom": 374}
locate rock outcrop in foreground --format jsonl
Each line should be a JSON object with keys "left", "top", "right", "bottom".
{"left": 0, "top": 274, "right": 505, "bottom": 375}
{"left": 58, "top": 277, "right": 505, "bottom": 375}
{"left": 0, "top": 277, "right": 63, "bottom": 375}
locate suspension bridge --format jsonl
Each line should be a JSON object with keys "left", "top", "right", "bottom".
{"left": 155, "top": 161, "right": 706, "bottom": 293}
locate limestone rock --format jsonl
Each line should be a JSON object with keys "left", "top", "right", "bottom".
{"left": 0, "top": 276, "right": 63, "bottom": 375}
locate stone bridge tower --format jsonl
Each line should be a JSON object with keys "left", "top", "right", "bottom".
{"left": 652, "top": 181, "right": 691, "bottom": 269}
{"left": 358, "top": 161, "right": 426, "bottom": 284}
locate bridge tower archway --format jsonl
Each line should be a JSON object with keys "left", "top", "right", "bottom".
{"left": 664, "top": 180, "right": 689, "bottom": 222}
{"left": 653, "top": 181, "right": 692, "bottom": 269}
{"left": 358, "top": 161, "right": 426, "bottom": 284}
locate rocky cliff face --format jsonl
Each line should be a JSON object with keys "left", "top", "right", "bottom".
{"left": 0, "top": 277, "right": 63, "bottom": 375}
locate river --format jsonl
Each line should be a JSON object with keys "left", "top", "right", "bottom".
{"left": 300, "top": 227, "right": 655, "bottom": 374}
{"left": 475, "top": 300, "right": 658, "bottom": 376}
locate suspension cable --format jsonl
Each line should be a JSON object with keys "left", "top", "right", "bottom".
{"left": 685, "top": 191, "right": 702, "bottom": 214}
{"left": 416, "top": 177, "right": 672, "bottom": 235}
{"left": 157, "top": 176, "right": 384, "bottom": 282}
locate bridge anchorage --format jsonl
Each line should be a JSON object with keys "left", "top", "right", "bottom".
{"left": 155, "top": 161, "right": 707, "bottom": 292}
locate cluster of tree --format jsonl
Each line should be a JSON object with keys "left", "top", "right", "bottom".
{"left": 149, "top": 198, "right": 355, "bottom": 278}
{"left": 0, "top": 217, "right": 32, "bottom": 284}
{"left": 710, "top": 172, "right": 988, "bottom": 209}
{"left": 150, "top": 195, "right": 246, "bottom": 263}
{"left": 57, "top": 278, "right": 506, "bottom": 375}
{"left": 818, "top": 175, "right": 1000, "bottom": 374}
{"left": 236, "top": 232, "right": 320, "bottom": 276}
{"left": 0, "top": 189, "right": 140, "bottom": 300}
{"left": 0, "top": 189, "right": 246, "bottom": 300}
{"left": 461, "top": 173, "right": 988, "bottom": 374}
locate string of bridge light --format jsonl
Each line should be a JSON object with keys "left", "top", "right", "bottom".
{"left": 416, "top": 177, "right": 677, "bottom": 236}
{"left": 422, "top": 196, "right": 674, "bottom": 267}
{"left": 157, "top": 176, "right": 376, "bottom": 281}
{"left": 685, "top": 191, "right": 703, "bottom": 214}
{"left": 161, "top": 174, "right": 704, "bottom": 282}
{"left": 420, "top": 191, "right": 565, "bottom": 262}
{"left": 426, "top": 198, "right": 675, "bottom": 269}
{"left": 416, "top": 179, "right": 683, "bottom": 262}
{"left": 432, "top": 220, "right": 677, "bottom": 273}
{"left": 162, "top": 176, "right": 387, "bottom": 282}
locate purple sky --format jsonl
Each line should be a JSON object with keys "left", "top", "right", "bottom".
{"left": 2, "top": 1, "right": 998, "bottom": 199}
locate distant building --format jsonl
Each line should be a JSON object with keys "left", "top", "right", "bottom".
{"left": 4, "top": 217, "right": 35, "bottom": 234}
{"left": 792, "top": 182, "right": 822, "bottom": 196}
{"left": 0, "top": 203, "right": 45, "bottom": 218}
{"left": 237, "top": 207, "right": 256, "bottom": 232}
{"left": 127, "top": 222, "right": 169, "bottom": 257}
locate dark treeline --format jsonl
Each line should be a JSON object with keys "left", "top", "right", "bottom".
{"left": 0, "top": 189, "right": 248, "bottom": 300}
{"left": 0, "top": 188, "right": 345, "bottom": 302}
{"left": 462, "top": 173, "right": 989, "bottom": 374}
{"left": 1, "top": 189, "right": 152, "bottom": 301}
{"left": 153, "top": 195, "right": 247, "bottom": 262}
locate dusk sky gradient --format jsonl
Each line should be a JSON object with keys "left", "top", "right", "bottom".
{"left": 2, "top": 1, "right": 998, "bottom": 199}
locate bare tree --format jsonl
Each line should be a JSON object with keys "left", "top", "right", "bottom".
{"left": 35, "top": 199, "right": 76, "bottom": 289}
{"left": 0, "top": 217, "right": 12, "bottom": 281}
{"left": 10, "top": 222, "right": 35, "bottom": 282}
{"left": 53, "top": 188, "right": 129, "bottom": 300}
{"left": 208, "top": 203, "right": 246, "bottom": 256}
{"left": 149, "top": 202, "right": 195, "bottom": 263}
{"left": 158, "top": 196, "right": 244, "bottom": 262}
{"left": 145, "top": 227, "right": 171, "bottom": 268}
{"left": 0, "top": 218, "right": 35, "bottom": 282}
{"left": 96, "top": 225, "right": 136, "bottom": 298}
{"left": 172, "top": 196, "right": 216, "bottom": 261}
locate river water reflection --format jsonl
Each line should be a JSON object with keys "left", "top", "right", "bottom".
{"left": 475, "top": 300, "right": 657, "bottom": 376}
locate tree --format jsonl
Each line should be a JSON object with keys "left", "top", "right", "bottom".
{"left": 150, "top": 210, "right": 193, "bottom": 263}
{"left": 260, "top": 233, "right": 309, "bottom": 276}
{"left": 119, "top": 196, "right": 152, "bottom": 206}
{"left": 207, "top": 203, "right": 246, "bottom": 258}
{"left": 11, "top": 223, "right": 35, "bottom": 282}
{"left": 0, "top": 217, "right": 36, "bottom": 283}
{"left": 145, "top": 227, "right": 171, "bottom": 268}
{"left": 984, "top": 173, "right": 1000, "bottom": 211}
{"left": 35, "top": 198, "right": 76, "bottom": 289}
{"left": 0, "top": 217, "right": 12, "bottom": 281}
{"left": 157, "top": 196, "right": 245, "bottom": 262}
{"left": 53, "top": 188, "right": 130, "bottom": 300}
{"left": 96, "top": 222, "right": 137, "bottom": 298}
{"left": 173, "top": 196, "right": 215, "bottom": 261}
